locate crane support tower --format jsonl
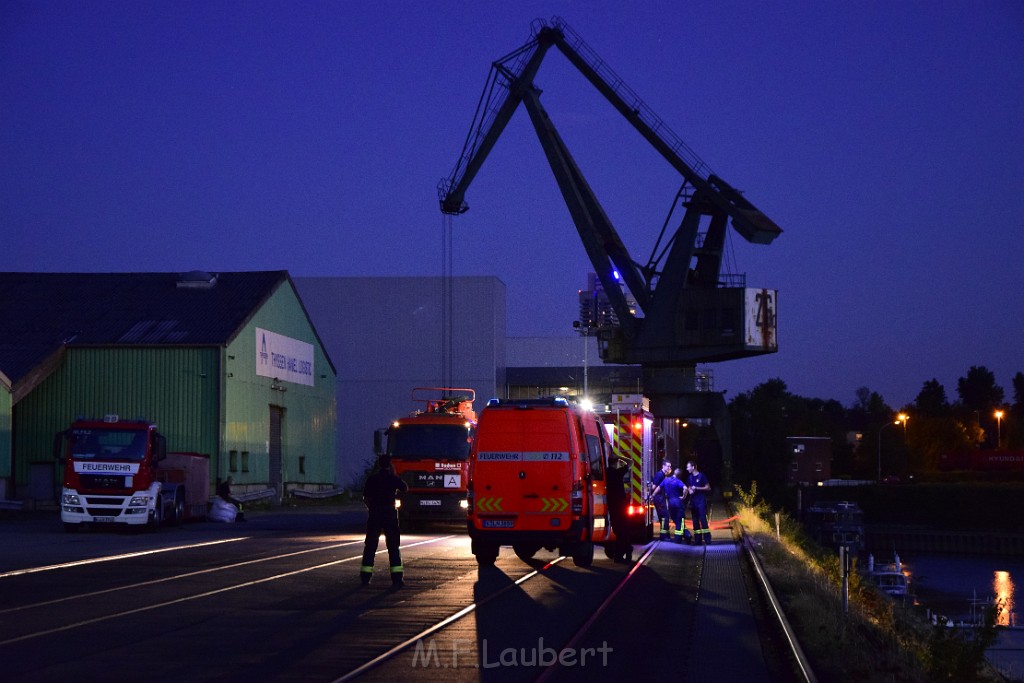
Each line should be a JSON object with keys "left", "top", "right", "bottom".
{"left": 438, "top": 17, "right": 783, "bottom": 486}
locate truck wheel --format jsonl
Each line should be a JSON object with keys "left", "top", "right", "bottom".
{"left": 148, "top": 496, "right": 163, "bottom": 531}
{"left": 513, "top": 544, "right": 541, "bottom": 561}
{"left": 472, "top": 539, "right": 500, "bottom": 566}
{"left": 170, "top": 492, "right": 185, "bottom": 526}
{"left": 570, "top": 541, "right": 594, "bottom": 568}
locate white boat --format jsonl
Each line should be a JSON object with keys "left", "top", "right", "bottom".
{"left": 866, "top": 553, "right": 909, "bottom": 597}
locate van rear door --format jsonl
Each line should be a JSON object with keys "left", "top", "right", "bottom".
{"left": 472, "top": 407, "right": 575, "bottom": 532}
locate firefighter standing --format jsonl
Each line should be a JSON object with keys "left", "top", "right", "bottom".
{"left": 686, "top": 460, "right": 711, "bottom": 546}
{"left": 664, "top": 468, "right": 691, "bottom": 543}
{"left": 649, "top": 460, "right": 673, "bottom": 540}
{"left": 360, "top": 455, "right": 409, "bottom": 588}
{"left": 606, "top": 456, "right": 632, "bottom": 562}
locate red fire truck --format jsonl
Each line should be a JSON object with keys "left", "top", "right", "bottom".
{"left": 374, "top": 388, "right": 477, "bottom": 529}
{"left": 55, "top": 415, "right": 209, "bottom": 532}
{"left": 599, "top": 394, "right": 656, "bottom": 544}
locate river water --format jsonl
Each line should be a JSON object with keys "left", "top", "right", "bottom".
{"left": 897, "top": 553, "right": 1023, "bottom": 627}
{"left": 888, "top": 554, "right": 1024, "bottom": 680}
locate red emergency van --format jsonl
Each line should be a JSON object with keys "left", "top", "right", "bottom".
{"left": 467, "top": 397, "right": 618, "bottom": 567}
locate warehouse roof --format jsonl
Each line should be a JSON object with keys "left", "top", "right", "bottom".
{"left": 0, "top": 271, "right": 297, "bottom": 390}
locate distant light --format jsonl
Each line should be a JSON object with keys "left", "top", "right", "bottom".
{"left": 580, "top": 398, "right": 594, "bottom": 412}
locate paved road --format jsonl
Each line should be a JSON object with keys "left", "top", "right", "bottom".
{"left": 0, "top": 505, "right": 780, "bottom": 683}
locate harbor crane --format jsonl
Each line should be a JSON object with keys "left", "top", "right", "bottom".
{"left": 438, "top": 17, "right": 782, "bottom": 483}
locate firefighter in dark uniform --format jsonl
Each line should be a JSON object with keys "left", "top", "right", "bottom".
{"left": 605, "top": 456, "right": 632, "bottom": 562}
{"left": 664, "top": 468, "right": 692, "bottom": 543}
{"left": 360, "top": 455, "right": 409, "bottom": 588}
{"left": 686, "top": 459, "right": 711, "bottom": 546}
{"left": 649, "top": 460, "right": 673, "bottom": 540}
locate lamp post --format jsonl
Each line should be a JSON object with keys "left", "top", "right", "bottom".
{"left": 877, "top": 414, "right": 908, "bottom": 481}
{"left": 995, "top": 410, "right": 1004, "bottom": 449}
{"left": 572, "top": 321, "right": 591, "bottom": 399}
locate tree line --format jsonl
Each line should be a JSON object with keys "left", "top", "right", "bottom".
{"left": 727, "top": 366, "right": 1024, "bottom": 500}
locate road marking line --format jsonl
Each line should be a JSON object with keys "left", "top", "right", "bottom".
{"left": 0, "top": 538, "right": 248, "bottom": 580}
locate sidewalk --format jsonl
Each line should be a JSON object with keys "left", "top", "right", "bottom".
{"left": 554, "top": 501, "right": 775, "bottom": 683}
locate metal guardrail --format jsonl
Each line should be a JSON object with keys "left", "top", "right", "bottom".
{"left": 740, "top": 526, "right": 819, "bottom": 683}
{"left": 291, "top": 487, "right": 346, "bottom": 499}
{"left": 234, "top": 488, "right": 276, "bottom": 503}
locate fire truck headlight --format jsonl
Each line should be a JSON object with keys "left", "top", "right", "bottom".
{"left": 62, "top": 493, "right": 81, "bottom": 506}
{"left": 459, "top": 499, "right": 469, "bottom": 510}
{"left": 129, "top": 495, "right": 149, "bottom": 506}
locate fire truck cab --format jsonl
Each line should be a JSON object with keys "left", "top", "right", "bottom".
{"left": 374, "top": 388, "right": 477, "bottom": 529}
{"left": 467, "top": 396, "right": 618, "bottom": 567}
{"left": 54, "top": 415, "right": 207, "bottom": 532}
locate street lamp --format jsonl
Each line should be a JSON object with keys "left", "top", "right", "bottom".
{"left": 572, "top": 320, "right": 593, "bottom": 399}
{"left": 877, "top": 414, "right": 908, "bottom": 481}
{"left": 995, "top": 410, "right": 1004, "bottom": 449}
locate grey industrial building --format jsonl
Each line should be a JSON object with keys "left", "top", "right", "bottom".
{"left": 294, "top": 276, "right": 689, "bottom": 488}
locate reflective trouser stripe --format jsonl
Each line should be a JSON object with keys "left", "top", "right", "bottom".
{"left": 390, "top": 565, "right": 404, "bottom": 573}
{"left": 695, "top": 528, "right": 711, "bottom": 535}
{"left": 674, "top": 529, "right": 685, "bottom": 536}
{"left": 360, "top": 566, "right": 373, "bottom": 573}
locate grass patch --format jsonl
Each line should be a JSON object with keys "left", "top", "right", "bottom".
{"left": 735, "top": 483, "right": 1006, "bottom": 682}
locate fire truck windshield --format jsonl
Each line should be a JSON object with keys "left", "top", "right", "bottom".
{"left": 388, "top": 424, "right": 473, "bottom": 461}
{"left": 70, "top": 429, "right": 148, "bottom": 461}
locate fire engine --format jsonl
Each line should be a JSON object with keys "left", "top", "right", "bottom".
{"left": 599, "top": 394, "right": 656, "bottom": 547}
{"left": 55, "top": 415, "right": 209, "bottom": 532}
{"left": 374, "top": 388, "right": 477, "bottom": 529}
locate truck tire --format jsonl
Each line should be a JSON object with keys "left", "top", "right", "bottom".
{"left": 148, "top": 495, "right": 163, "bottom": 531}
{"left": 513, "top": 544, "right": 541, "bottom": 561}
{"left": 570, "top": 541, "right": 594, "bottom": 568}
{"left": 472, "top": 539, "right": 500, "bottom": 566}
{"left": 170, "top": 491, "right": 185, "bottom": 526}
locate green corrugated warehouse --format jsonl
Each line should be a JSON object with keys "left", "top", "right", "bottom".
{"left": 0, "top": 270, "right": 336, "bottom": 507}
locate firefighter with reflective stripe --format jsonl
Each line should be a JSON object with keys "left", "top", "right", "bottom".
{"left": 360, "top": 455, "right": 409, "bottom": 588}
{"left": 663, "top": 468, "right": 691, "bottom": 544}
{"left": 686, "top": 460, "right": 711, "bottom": 545}
{"left": 648, "top": 460, "right": 673, "bottom": 540}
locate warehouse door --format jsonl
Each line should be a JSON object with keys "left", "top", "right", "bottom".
{"left": 269, "top": 405, "right": 284, "bottom": 504}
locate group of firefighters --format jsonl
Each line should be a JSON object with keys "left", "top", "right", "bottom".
{"left": 648, "top": 459, "right": 711, "bottom": 545}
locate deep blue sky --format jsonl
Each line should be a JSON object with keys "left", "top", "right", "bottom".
{"left": 3, "top": 1, "right": 1022, "bottom": 409}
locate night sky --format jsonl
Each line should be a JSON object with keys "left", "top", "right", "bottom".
{"left": 3, "top": 1, "right": 1022, "bottom": 409}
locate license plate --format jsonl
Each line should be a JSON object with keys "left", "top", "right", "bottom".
{"left": 482, "top": 519, "right": 514, "bottom": 529}
{"left": 93, "top": 516, "right": 116, "bottom": 523}
{"left": 419, "top": 499, "right": 442, "bottom": 506}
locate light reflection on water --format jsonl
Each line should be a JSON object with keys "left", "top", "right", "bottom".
{"left": 994, "top": 570, "right": 1014, "bottom": 627}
